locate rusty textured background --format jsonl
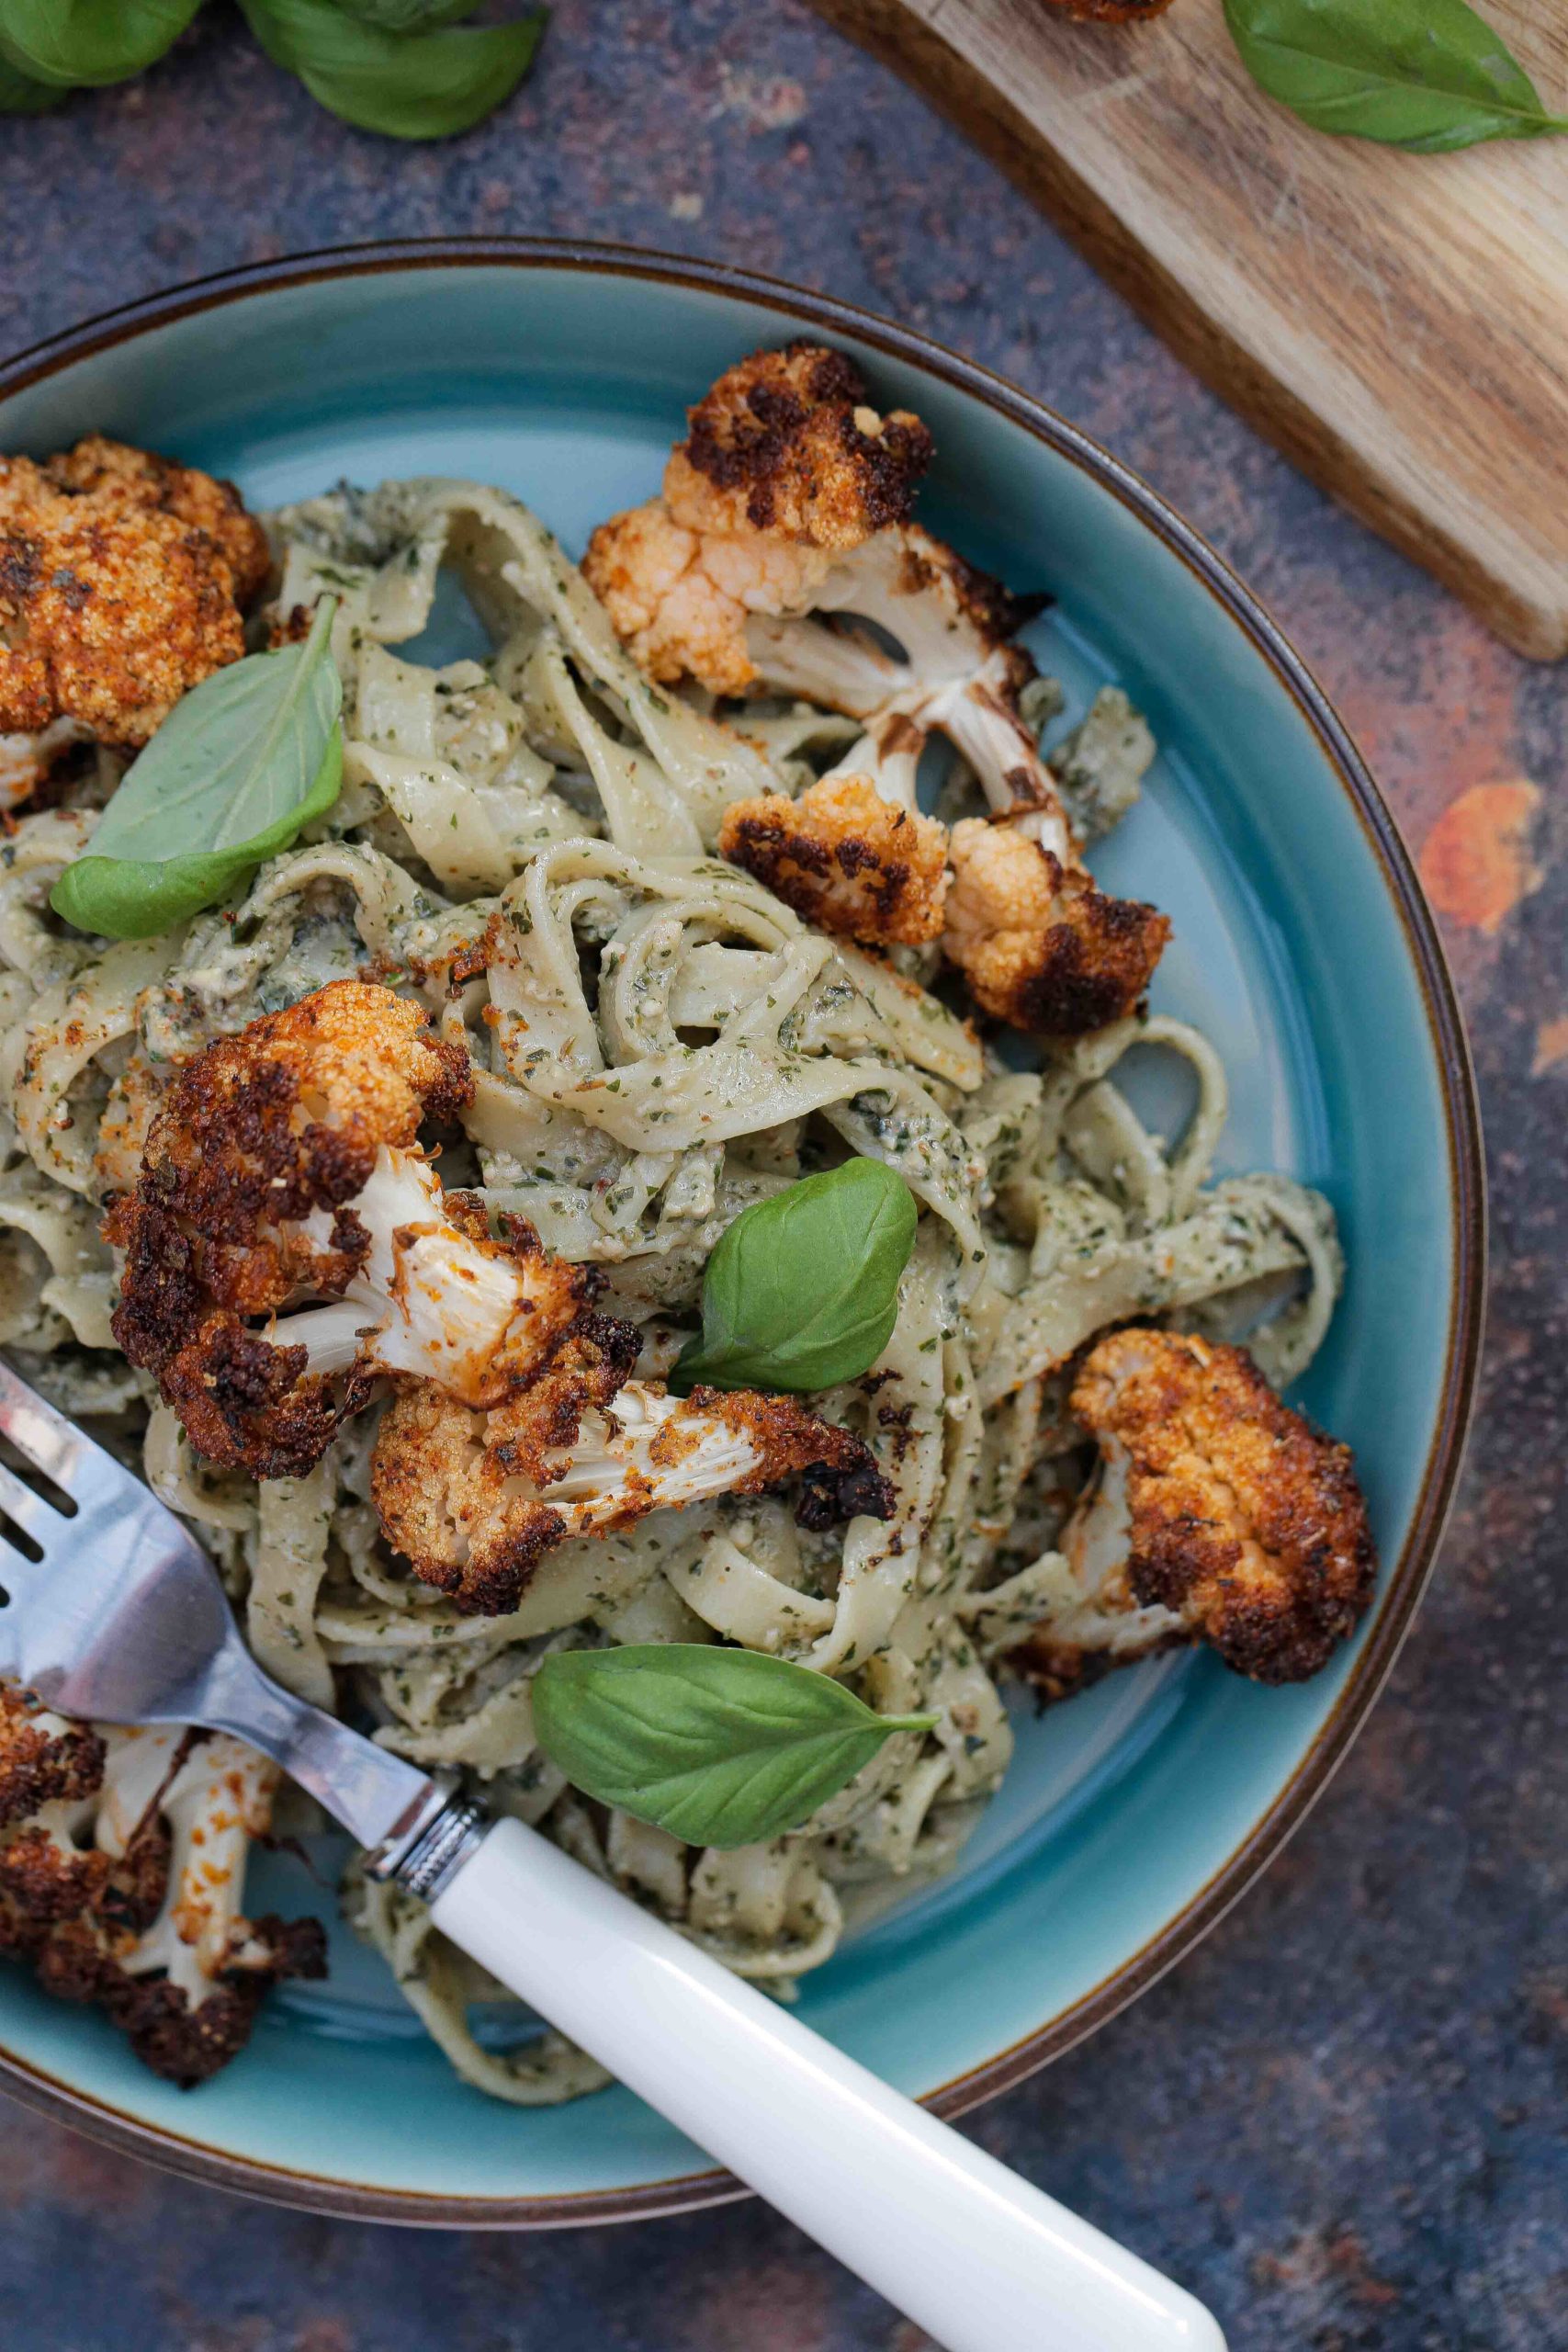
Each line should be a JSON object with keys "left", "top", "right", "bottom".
{"left": 0, "top": 6, "right": 1562, "bottom": 2347}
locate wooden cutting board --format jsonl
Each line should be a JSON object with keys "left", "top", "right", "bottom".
{"left": 810, "top": 0, "right": 1568, "bottom": 660}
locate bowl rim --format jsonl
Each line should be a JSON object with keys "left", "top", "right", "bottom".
{"left": 0, "top": 235, "right": 1486, "bottom": 2230}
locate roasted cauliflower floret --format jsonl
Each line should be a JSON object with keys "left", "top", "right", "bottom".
{"left": 586, "top": 348, "right": 1169, "bottom": 1030}
{"left": 583, "top": 342, "right": 932, "bottom": 697}
{"left": 107, "top": 974, "right": 472, "bottom": 1325}
{"left": 106, "top": 979, "right": 597, "bottom": 1477}
{"left": 0, "top": 1683, "right": 105, "bottom": 1821}
{"left": 718, "top": 765, "right": 949, "bottom": 946}
{"left": 582, "top": 490, "right": 834, "bottom": 699}
{"left": 743, "top": 518, "right": 1042, "bottom": 719}
{"left": 944, "top": 817, "right": 1169, "bottom": 1034}
{"left": 0, "top": 1687, "right": 114, "bottom": 1924}
{"left": 1010, "top": 1329, "right": 1375, "bottom": 1695}
{"left": 44, "top": 435, "right": 270, "bottom": 605}
{"left": 373, "top": 1334, "right": 896, "bottom": 1617}
{"left": 0, "top": 436, "right": 267, "bottom": 751}
{"left": 0, "top": 1701, "right": 324, "bottom": 2087}
{"left": 663, "top": 341, "right": 934, "bottom": 548}
{"left": 738, "top": 518, "right": 1105, "bottom": 899}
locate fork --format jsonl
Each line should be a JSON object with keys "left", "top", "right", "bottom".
{"left": 0, "top": 1356, "right": 1224, "bottom": 2352}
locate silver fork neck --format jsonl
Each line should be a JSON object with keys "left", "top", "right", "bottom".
{"left": 367, "top": 1786, "right": 487, "bottom": 1899}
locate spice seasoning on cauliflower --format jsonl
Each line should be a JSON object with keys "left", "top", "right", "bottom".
{"left": 717, "top": 763, "right": 950, "bottom": 948}
{"left": 1009, "top": 1328, "right": 1376, "bottom": 1696}
{"left": 373, "top": 1331, "right": 895, "bottom": 1617}
{"left": 586, "top": 345, "right": 1168, "bottom": 1031}
{"left": 943, "top": 818, "right": 1168, "bottom": 1035}
{"left": 104, "top": 978, "right": 575, "bottom": 1476}
{"left": 0, "top": 436, "right": 268, "bottom": 759}
{"left": 0, "top": 1690, "right": 322, "bottom": 2087}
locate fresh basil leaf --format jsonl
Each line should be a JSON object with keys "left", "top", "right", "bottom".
{"left": 1224, "top": 0, "right": 1568, "bottom": 151}
{"left": 0, "top": 1, "right": 203, "bottom": 87}
{"left": 671, "top": 1158, "right": 918, "bottom": 1396}
{"left": 240, "top": 0, "right": 544, "bottom": 139}
{"left": 51, "top": 599, "right": 344, "bottom": 941}
{"left": 51, "top": 731, "right": 343, "bottom": 940}
{"left": 0, "top": 44, "right": 63, "bottom": 106}
{"left": 532, "top": 1645, "right": 937, "bottom": 1849}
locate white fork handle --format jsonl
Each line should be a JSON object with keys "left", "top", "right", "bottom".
{"left": 432, "top": 1819, "right": 1225, "bottom": 2352}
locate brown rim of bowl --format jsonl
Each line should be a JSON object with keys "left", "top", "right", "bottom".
{"left": 0, "top": 238, "right": 1485, "bottom": 2231}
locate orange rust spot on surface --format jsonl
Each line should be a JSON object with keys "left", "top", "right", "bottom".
{"left": 1418, "top": 780, "right": 1542, "bottom": 936}
{"left": 1530, "top": 1015, "right": 1568, "bottom": 1077}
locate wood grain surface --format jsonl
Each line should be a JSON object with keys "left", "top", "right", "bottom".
{"left": 810, "top": 0, "right": 1568, "bottom": 659}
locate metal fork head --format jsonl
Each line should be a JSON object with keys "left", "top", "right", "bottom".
{"left": 0, "top": 1358, "right": 235, "bottom": 1724}
{"left": 0, "top": 1356, "right": 434, "bottom": 1855}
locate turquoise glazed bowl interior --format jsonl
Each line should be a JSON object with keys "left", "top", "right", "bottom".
{"left": 0, "top": 245, "right": 1483, "bottom": 2225}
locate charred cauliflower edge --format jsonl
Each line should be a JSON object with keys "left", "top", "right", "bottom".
{"left": 0, "top": 435, "right": 269, "bottom": 766}
{"left": 1009, "top": 1328, "right": 1376, "bottom": 1696}
{"left": 0, "top": 1689, "right": 323, "bottom": 2087}
{"left": 584, "top": 344, "right": 1168, "bottom": 1034}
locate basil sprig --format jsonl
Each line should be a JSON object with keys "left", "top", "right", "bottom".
{"left": 51, "top": 598, "right": 344, "bottom": 942}
{"left": 0, "top": 0, "right": 545, "bottom": 134}
{"left": 671, "top": 1158, "right": 918, "bottom": 1397}
{"left": 1224, "top": 0, "right": 1568, "bottom": 151}
{"left": 532, "top": 1645, "right": 937, "bottom": 1850}
{"left": 0, "top": 0, "right": 202, "bottom": 87}
{"left": 240, "top": 0, "right": 544, "bottom": 139}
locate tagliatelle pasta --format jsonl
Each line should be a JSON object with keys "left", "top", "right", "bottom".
{"left": 0, "top": 476, "right": 1342, "bottom": 2104}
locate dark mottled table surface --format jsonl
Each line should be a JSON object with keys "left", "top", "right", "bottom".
{"left": 1, "top": 7, "right": 1562, "bottom": 2348}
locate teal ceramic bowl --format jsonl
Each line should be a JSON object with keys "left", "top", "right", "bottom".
{"left": 0, "top": 243, "right": 1483, "bottom": 2225}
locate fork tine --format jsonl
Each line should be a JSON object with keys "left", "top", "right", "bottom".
{"left": 0, "top": 1354, "right": 140, "bottom": 1512}
{"left": 0, "top": 1356, "right": 84, "bottom": 1482}
{"left": 0, "top": 1456, "right": 64, "bottom": 1550}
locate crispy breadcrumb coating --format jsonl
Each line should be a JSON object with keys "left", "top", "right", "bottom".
{"left": 108, "top": 977, "right": 471, "bottom": 1325}
{"left": 45, "top": 436, "right": 270, "bottom": 605}
{"left": 0, "top": 1685, "right": 105, "bottom": 1821}
{"left": 584, "top": 348, "right": 1169, "bottom": 1031}
{"left": 943, "top": 818, "right": 1169, "bottom": 1034}
{"left": 371, "top": 1314, "right": 637, "bottom": 1613}
{"left": 583, "top": 343, "right": 932, "bottom": 697}
{"left": 717, "top": 770, "right": 949, "bottom": 946}
{"left": 105, "top": 978, "right": 548, "bottom": 1477}
{"left": 0, "top": 437, "right": 268, "bottom": 749}
{"left": 0, "top": 1702, "right": 323, "bottom": 2087}
{"left": 664, "top": 342, "right": 933, "bottom": 546}
{"left": 373, "top": 1341, "right": 895, "bottom": 1617}
{"left": 1010, "top": 1329, "right": 1375, "bottom": 1695}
